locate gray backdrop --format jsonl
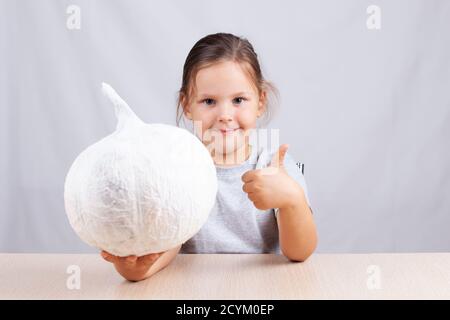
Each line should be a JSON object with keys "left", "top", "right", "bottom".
{"left": 1, "top": 0, "right": 449, "bottom": 254}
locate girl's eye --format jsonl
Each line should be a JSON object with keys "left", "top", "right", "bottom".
{"left": 202, "top": 98, "right": 215, "bottom": 106}
{"left": 233, "top": 97, "right": 246, "bottom": 105}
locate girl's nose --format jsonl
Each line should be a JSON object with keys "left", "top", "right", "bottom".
{"left": 217, "top": 103, "right": 234, "bottom": 123}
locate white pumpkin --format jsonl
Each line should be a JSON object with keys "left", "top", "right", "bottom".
{"left": 64, "top": 83, "right": 217, "bottom": 257}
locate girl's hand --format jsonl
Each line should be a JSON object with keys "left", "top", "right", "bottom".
{"left": 241, "top": 144, "right": 304, "bottom": 211}
{"left": 101, "top": 250, "right": 163, "bottom": 281}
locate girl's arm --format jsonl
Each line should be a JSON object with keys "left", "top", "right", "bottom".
{"left": 276, "top": 187, "right": 317, "bottom": 262}
{"left": 241, "top": 145, "right": 318, "bottom": 261}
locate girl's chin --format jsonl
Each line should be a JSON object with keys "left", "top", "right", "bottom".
{"left": 215, "top": 142, "right": 248, "bottom": 156}
{"left": 212, "top": 145, "right": 251, "bottom": 165}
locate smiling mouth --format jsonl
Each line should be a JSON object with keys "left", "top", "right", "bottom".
{"left": 219, "top": 128, "right": 238, "bottom": 135}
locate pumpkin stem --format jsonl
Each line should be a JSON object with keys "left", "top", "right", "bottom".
{"left": 102, "top": 82, "right": 144, "bottom": 131}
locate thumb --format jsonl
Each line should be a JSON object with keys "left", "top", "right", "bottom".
{"left": 270, "top": 144, "right": 289, "bottom": 168}
{"left": 141, "top": 252, "right": 163, "bottom": 265}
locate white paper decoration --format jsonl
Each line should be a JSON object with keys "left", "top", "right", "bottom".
{"left": 64, "top": 83, "right": 217, "bottom": 257}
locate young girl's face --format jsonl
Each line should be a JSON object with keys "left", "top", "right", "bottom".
{"left": 184, "top": 60, "right": 266, "bottom": 165}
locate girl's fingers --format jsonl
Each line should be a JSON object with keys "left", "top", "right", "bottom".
{"left": 123, "top": 255, "right": 138, "bottom": 265}
{"left": 101, "top": 250, "right": 116, "bottom": 263}
{"left": 102, "top": 251, "right": 163, "bottom": 267}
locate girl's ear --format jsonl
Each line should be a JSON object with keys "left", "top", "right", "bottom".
{"left": 257, "top": 90, "right": 267, "bottom": 118}
{"left": 180, "top": 94, "right": 193, "bottom": 120}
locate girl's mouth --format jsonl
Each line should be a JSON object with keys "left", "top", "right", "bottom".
{"left": 219, "top": 128, "right": 238, "bottom": 135}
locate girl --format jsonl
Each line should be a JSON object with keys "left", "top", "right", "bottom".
{"left": 101, "top": 33, "right": 317, "bottom": 282}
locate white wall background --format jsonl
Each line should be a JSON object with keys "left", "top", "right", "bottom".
{"left": 0, "top": 0, "right": 449, "bottom": 254}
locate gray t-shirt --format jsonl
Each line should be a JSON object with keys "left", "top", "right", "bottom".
{"left": 180, "top": 144, "right": 312, "bottom": 254}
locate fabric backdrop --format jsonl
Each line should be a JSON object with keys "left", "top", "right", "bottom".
{"left": 1, "top": 0, "right": 449, "bottom": 253}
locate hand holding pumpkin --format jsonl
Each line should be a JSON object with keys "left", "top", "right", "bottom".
{"left": 101, "top": 250, "right": 164, "bottom": 282}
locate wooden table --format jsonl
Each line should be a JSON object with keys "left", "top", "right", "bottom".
{"left": 1, "top": 253, "right": 449, "bottom": 299}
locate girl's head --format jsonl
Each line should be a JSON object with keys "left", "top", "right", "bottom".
{"left": 176, "top": 33, "right": 278, "bottom": 164}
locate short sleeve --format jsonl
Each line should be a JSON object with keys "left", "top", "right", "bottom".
{"left": 273, "top": 152, "right": 313, "bottom": 218}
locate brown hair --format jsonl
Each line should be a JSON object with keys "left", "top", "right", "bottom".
{"left": 176, "top": 33, "right": 279, "bottom": 127}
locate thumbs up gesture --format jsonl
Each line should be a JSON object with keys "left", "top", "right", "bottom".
{"left": 241, "top": 144, "right": 303, "bottom": 211}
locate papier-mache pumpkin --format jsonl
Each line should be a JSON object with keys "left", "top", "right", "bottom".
{"left": 64, "top": 83, "right": 217, "bottom": 257}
